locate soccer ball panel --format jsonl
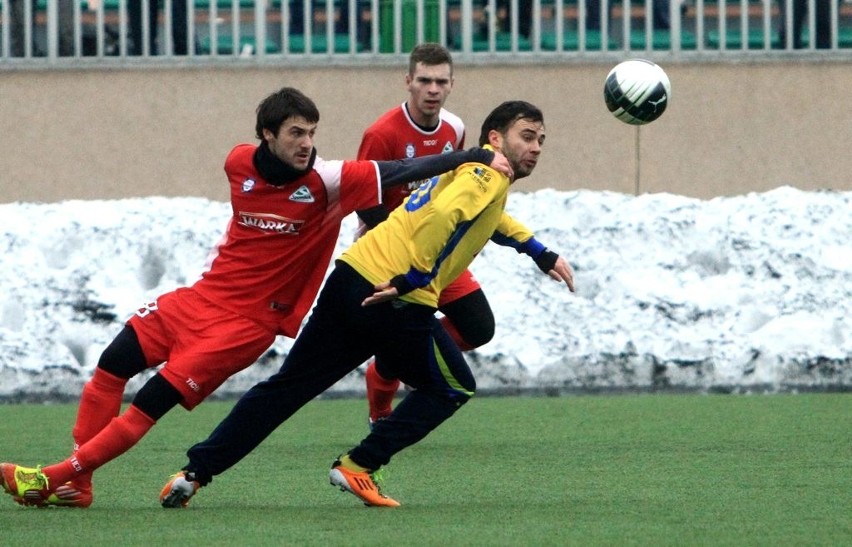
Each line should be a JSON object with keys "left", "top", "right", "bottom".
{"left": 603, "top": 59, "right": 672, "bottom": 125}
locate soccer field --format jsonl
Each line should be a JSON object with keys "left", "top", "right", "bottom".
{"left": 0, "top": 394, "right": 849, "bottom": 546}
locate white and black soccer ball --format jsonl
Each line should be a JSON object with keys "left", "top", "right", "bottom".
{"left": 603, "top": 59, "right": 671, "bottom": 125}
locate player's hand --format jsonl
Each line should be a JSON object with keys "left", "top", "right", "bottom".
{"left": 548, "top": 256, "right": 575, "bottom": 292}
{"left": 489, "top": 151, "right": 514, "bottom": 180}
{"left": 362, "top": 281, "right": 399, "bottom": 306}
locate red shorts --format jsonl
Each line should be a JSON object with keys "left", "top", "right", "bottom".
{"left": 438, "top": 268, "right": 481, "bottom": 307}
{"left": 127, "top": 288, "right": 277, "bottom": 410}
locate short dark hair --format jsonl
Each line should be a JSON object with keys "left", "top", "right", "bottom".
{"left": 408, "top": 42, "right": 454, "bottom": 76}
{"left": 478, "top": 101, "right": 544, "bottom": 146}
{"left": 255, "top": 87, "right": 320, "bottom": 140}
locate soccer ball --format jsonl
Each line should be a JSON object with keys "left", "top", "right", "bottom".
{"left": 603, "top": 59, "right": 671, "bottom": 125}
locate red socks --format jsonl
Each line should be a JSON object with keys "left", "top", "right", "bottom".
{"left": 43, "top": 404, "right": 155, "bottom": 487}
{"left": 68, "top": 368, "right": 127, "bottom": 489}
{"left": 365, "top": 359, "right": 399, "bottom": 422}
{"left": 73, "top": 368, "right": 126, "bottom": 447}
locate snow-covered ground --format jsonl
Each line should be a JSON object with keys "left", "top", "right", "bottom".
{"left": 1, "top": 186, "right": 849, "bottom": 402}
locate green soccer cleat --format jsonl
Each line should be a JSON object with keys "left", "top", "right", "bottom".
{"left": 37, "top": 482, "right": 93, "bottom": 508}
{"left": 1, "top": 463, "right": 50, "bottom": 506}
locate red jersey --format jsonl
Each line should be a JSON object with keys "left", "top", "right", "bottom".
{"left": 192, "top": 143, "right": 382, "bottom": 337}
{"left": 357, "top": 103, "right": 465, "bottom": 212}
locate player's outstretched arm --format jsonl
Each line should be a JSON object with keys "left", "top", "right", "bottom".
{"left": 375, "top": 148, "right": 512, "bottom": 188}
{"left": 489, "top": 214, "right": 575, "bottom": 292}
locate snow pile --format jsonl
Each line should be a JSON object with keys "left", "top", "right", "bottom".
{"left": 0, "top": 187, "right": 849, "bottom": 401}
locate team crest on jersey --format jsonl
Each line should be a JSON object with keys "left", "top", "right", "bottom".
{"left": 288, "top": 185, "right": 315, "bottom": 203}
{"left": 242, "top": 178, "right": 256, "bottom": 193}
{"left": 238, "top": 212, "right": 304, "bottom": 234}
{"left": 442, "top": 142, "right": 454, "bottom": 153}
{"left": 405, "top": 143, "right": 416, "bottom": 158}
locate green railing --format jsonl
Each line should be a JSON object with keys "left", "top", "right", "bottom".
{"left": 2, "top": 0, "right": 851, "bottom": 62}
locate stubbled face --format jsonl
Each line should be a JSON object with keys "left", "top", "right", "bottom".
{"left": 491, "top": 118, "right": 546, "bottom": 180}
{"left": 405, "top": 62, "right": 453, "bottom": 127}
{"left": 264, "top": 116, "right": 317, "bottom": 170}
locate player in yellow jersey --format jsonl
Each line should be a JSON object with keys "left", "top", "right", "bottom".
{"left": 158, "top": 100, "right": 573, "bottom": 508}
{"left": 357, "top": 43, "right": 569, "bottom": 428}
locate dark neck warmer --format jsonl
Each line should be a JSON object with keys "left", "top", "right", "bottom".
{"left": 254, "top": 141, "right": 317, "bottom": 186}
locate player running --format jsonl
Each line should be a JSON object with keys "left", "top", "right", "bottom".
{"left": 0, "top": 87, "right": 511, "bottom": 508}
{"left": 156, "top": 100, "right": 574, "bottom": 509}
{"left": 357, "top": 43, "right": 570, "bottom": 428}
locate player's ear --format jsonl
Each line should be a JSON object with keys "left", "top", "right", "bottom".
{"left": 487, "top": 129, "right": 502, "bottom": 149}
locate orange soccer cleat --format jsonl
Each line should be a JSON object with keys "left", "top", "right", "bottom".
{"left": 328, "top": 457, "right": 400, "bottom": 507}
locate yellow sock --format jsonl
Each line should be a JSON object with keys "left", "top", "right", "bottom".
{"left": 339, "top": 454, "right": 369, "bottom": 473}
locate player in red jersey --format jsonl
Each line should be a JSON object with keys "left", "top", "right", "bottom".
{"left": 357, "top": 43, "right": 568, "bottom": 428}
{"left": 0, "top": 87, "right": 511, "bottom": 509}
{"left": 354, "top": 44, "right": 465, "bottom": 236}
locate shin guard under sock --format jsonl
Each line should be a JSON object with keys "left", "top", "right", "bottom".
{"left": 43, "top": 404, "right": 155, "bottom": 486}
{"left": 72, "top": 368, "right": 127, "bottom": 448}
{"left": 70, "top": 368, "right": 127, "bottom": 488}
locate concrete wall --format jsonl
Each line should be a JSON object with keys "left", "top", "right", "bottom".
{"left": 1, "top": 61, "right": 850, "bottom": 204}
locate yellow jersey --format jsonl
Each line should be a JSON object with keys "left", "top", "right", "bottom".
{"left": 340, "top": 147, "right": 536, "bottom": 308}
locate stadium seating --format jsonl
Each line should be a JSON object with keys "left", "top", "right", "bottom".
{"left": 455, "top": 31, "right": 534, "bottom": 52}
{"left": 707, "top": 28, "right": 780, "bottom": 49}
{"left": 198, "top": 34, "right": 279, "bottom": 54}
{"left": 707, "top": 27, "right": 852, "bottom": 49}
{"left": 7, "top": 0, "right": 852, "bottom": 58}
{"left": 540, "top": 30, "right": 619, "bottom": 50}
{"left": 286, "top": 33, "right": 363, "bottom": 53}
{"left": 628, "top": 28, "right": 698, "bottom": 49}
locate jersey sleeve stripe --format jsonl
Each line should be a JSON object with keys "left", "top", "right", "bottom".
{"left": 371, "top": 161, "right": 383, "bottom": 207}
